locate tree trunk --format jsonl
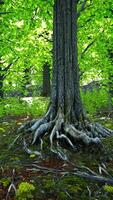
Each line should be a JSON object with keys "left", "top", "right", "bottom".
{"left": 0, "top": 77, "right": 4, "bottom": 98}
{"left": 108, "top": 50, "right": 113, "bottom": 111}
{"left": 0, "top": 67, "right": 4, "bottom": 98}
{"left": 51, "top": 0, "right": 83, "bottom": 122}
{"left": 22, "top": 68, "right": 31, "bottom": 96}
{"left": 20, "top": 0, "right": 113, "bottom": 155}
{"left": 42, "top": 63, "right": 51, "bottom": 97}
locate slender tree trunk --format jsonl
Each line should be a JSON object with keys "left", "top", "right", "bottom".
{"left": 0, "top": 67, "right": 4, "bottom": 98}
{"left": 108, "top": 50, "right": 113, "bottom": 110}
{"left": 0, "top": 77, "right": 4, "bottom": 98}
{"left": 52, "top": 0, "right": 83, "bottom": 122}
{"left": 108, "top": 74, "right": 113, "bottom": 110}
{"left": 22, "top": 68, "right": 31, "bottom": 96}
{"left": 42, "top": 63, "right": 51, "bottom": 97}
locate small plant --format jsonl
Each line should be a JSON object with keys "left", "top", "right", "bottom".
{"left": 104, "top": 185, "right": 113, "bottom": 193}
{"left": 0, "top": 177, "right": 11, "bottom": 187}
{"left": 16, "top": 182, "right": 35, "bottom": 200}
{"left": 58, "top": 191, "right": 68, "bottom": 200}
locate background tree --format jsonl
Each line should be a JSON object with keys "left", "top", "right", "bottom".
{"left": 42, "top": 62, "right": 51, "bottom": 97}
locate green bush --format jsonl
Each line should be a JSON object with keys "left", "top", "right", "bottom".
{"left": 81, "top": 88, "right": 109, "bottom": 116}
{"left": 0, "top": 97, "right": 49, "bottom": 118}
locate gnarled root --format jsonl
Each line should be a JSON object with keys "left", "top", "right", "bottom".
{"left": 19, "top": 107, "right": 113, "bottom": 160}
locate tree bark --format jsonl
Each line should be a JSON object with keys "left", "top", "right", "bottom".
{"left": 0, "top": 67, "right": 4, "bottom": 98}
{"left": 52, "top": 0, "right": 83, "bottom": 122}
{"left": 0, "top": 75, "right": 4, "bottom": 98}
{"left": 42, "top": 63, "right": 51, "bottom": 97}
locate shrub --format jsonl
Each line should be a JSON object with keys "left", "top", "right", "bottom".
{"left": 16, "top": 182, "right": 35, "bottom": 200}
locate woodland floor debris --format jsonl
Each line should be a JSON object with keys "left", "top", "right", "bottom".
{"left": 0, "top": 116, "right": 113, "bottom": 199}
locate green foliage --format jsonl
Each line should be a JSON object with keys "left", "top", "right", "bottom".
{"left": 58, "top": 192, "right": 68, "bottom": 200}
{"left": 1, "top": 0, "right": 113, "bottom": 119}
{"left": 0, "top": 97, "right": 49, "bottom": 118}
{"left": 44, "top": 179, "right": 55, "bottom": 190}
{"left": 81, "top": 88, "right": 109, "bottom": 115}
{"left": 28, "top": 97, "right": 49, "bottom": 116}
{"left": 0, "top": 177, "right": 11, "bottom": 187}
{"left": 16, "top": 182, "right": 35, "bottom": 200}
{"left": 104, "top": 185, "right": 113, "bottom": 193}
{"left": 37, "top": 175, "right": 87, "bottom": 200}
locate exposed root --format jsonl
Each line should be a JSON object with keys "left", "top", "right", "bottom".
{"left": 32, "top": 120, "right": 55, "bottom": 145}
{"left": 64, "top": 124, "right": 101, "bottom": 145}
{"left": 19, "top": 108, "right": 113, "bottom": 160}
{"left": 23, "top": 139, "right": 41, "bottom": 156}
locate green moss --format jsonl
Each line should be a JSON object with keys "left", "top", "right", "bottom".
{"left": 0, "top": 177, "right": 11, "bottom": 187}
{"left": 16, "top": 182, "right": 35, "bottom": 200}
{"left": 58, "top": 191, "right": 68, "bottom": 200}
{"left": 104, "top": 185, "right": 113, "bottom": 193}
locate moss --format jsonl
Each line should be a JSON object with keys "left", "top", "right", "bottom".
{"left": 104, "top": 185, "right": 113, "bottom": 193}
{"left": 0, "top": 177, "right": 11, "bottom": 187}
{"left": 16, "top": 182, "right": 35, "bottom": 200}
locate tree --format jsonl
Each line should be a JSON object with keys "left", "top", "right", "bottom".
{"left": 42, "top": 62, "right": 51, "bottom": 97}
{"left": 19, "top": 0, "right": 113, "bottom": 154}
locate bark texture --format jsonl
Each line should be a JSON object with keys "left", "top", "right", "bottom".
{"left": 42, "top": 63, "right": 51, "bottom": 97}
{"left": 0, "top": 68, "right": 4, "bottom": 98}
{"left": 52, "top": 0, "right": 83, "bottom": 122}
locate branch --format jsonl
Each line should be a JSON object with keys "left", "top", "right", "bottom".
{"left": 38, "top": 31, "right": 53, "bottom": 43}
{"left": 81, "top": 40, "right": 95, "bottom": 59}
{"left": 77, "top": 0, "right": 87, "bottom": 18}
{"left": 2, "top": 57, "right": 19, "bottom": 78}
{"left": 3, "top": 58, "right": 19, "bottom": 72}
{"left": 0, "top": 12, "right": 12, "bottom": 15}
{"left": 3, "top": 63, "right": 12, "bottom": 72}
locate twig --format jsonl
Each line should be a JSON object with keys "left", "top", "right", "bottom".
{"left": 81, "top": 40, "right": 95, "bottom": 58}
{"left": 8, "top": 133, "right": 22, "bottom": 150}
{"left": 0, "top": 12, "right": 12, "bottom": 15}
{"left": 6, "top": 169, "right": 16, "bottom": 200}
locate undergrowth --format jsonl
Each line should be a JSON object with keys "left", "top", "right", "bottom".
{"left": 0, "top": 97, "right": 49, "bottom": 118}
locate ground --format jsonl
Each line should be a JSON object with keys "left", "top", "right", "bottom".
{"left": 0, "top": 114, "right": 113, "bottom": 200}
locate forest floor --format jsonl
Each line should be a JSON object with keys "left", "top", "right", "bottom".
{"left": 0, "top": 113, "right": 113, "bottom": 200}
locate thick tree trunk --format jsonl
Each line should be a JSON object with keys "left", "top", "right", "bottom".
{"left": 19, "top": 0, "right": 113, "bottom": 155}
{"left": 42, "top": 63, "right": 51, "bottom": 97}
{"left": 52, "top": 0, "right": 83, "bottom": 122}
